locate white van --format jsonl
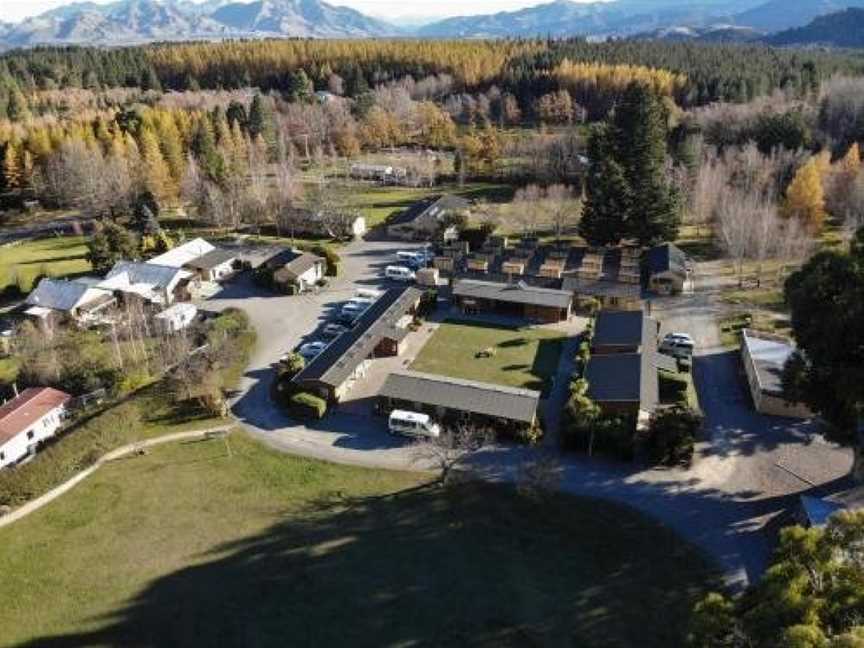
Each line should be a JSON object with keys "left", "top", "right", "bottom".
{"left": 388, "top": 410, "right": 441, "bottom": 439}
{"left": 385, "top": 265, "right": 416, "bottom": 282}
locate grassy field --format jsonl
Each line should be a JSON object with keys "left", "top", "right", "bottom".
{"left": 349, "top": 182, "right": 515, "bottom": 228}
{"left": 0, "top": 236, "right": 92, "bottom": 292}
{"left": 411, "top": 319, "right": 567, "bottom": 393}
{"left": 0, "top": 432, "right": 716, "bottom": 647}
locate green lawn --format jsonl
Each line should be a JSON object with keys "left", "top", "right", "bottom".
{"left": 350, "top": 182, "right": 514, "bottom": 228}
{"left": 0, "top": 236, "right": 92, "bottom": 292}
{"left": 411, "top": 319, "right": 567, "bottom": 393}
{"left": 0, "top": 432, "right": 716, "bottom": 647}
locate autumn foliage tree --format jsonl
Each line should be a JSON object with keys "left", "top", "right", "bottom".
{"left": 783, "top": 156, "right": 826, "bottom": 232}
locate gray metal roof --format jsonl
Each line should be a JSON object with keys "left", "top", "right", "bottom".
{"left": 584, "top": 351, "right": 658, "bottom": 411}
{"left": 389, "top": 194, "right": 470, "bottom": 226}
{"left": 105, "top": 261, "right": 185, "bottom": 290}
{"left": 742, "top": 329, "right": 796, "bottom": 397}
{"left": 293, "top": 286, "right": 423, "bottom": 389}
{"left": 593, "top": 310, "right": 656, "bottom": 348}
{"left": 279, "top": 252, "right": 323, "bottom": 279}
{"left": 646, "top": 243, "right": 687, "bottom": 277}
{"left": 186, "top": 249, "right": 237, "bottom": 270}
{"left": 379, "top": 370, "right": 541, "bottom": 424}
{"left": 26, "top": 278, "right": 109, "bottom": 312}
{"left": 453, "top": 279, "right": 572, "bottom": 310}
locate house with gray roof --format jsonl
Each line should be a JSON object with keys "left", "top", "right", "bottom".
{"left": 293, "top": 286, "right": 424, "bottom": 403}
{"left": 99, "top": 261, "right": 191, "bottom": 306}
{"left": 645, "top": 242, "right": 689, "bottom": 295}
{"left": 452, "top": 279, "right": 572, "bottom": 323}
{"left": 584, "top": 351, "right": 659, "bottom": 426}
{"left": 378, "top": 370, "right": 541, "bottom": 436}
{"left": 388, "top": 194, "right": 470, "bottom": 241}
{"left": 272, "top": 251, "right": 326, "bottom": 294}
{"left": 741, "top": 329, "right": 813, "bottom": 418}
{"left": 585, "top": 308, "right": 661, "bottom": 428}
{"left": 25, "top": 278, "right": 116, "bottom": 326}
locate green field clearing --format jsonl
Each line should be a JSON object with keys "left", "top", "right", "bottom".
{"left": 0, "top": 432, "right": 715, "bottom": 647}
{"left": 0, "top": 236, "right": 92, "bottom": 292}
{"left": 349, "top": 182, "right": 515, "bottom": 227}
{"left": 411, "top": 319, "right": 567, "bottom": 393}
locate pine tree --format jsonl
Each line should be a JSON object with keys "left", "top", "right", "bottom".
{"left": 578, "top": 125, "right": 630, "bottom": 246}
{"left": 131, "top": 191, "right": 161, "bottom": 236}
{"left": 191, "top": 119, "right": 225, "bottom": 184}
{"left": 784, "top": 158, "right": 826, "bottom": 232}
{"left": 612, "top": 82, "right": 681, "bottom": 245}
{"left": 248, "top": 94, "right": 277, "bottom": 158}
{"left": 154, "top": 112, "right": 186, "bottom": 184}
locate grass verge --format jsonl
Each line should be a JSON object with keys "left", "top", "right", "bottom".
{"left": 0, "top": 432, "right": 717, "bottom": 647}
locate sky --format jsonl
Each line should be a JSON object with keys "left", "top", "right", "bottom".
{"left": 1, "top": 0, "right": 565, "bottom": 23}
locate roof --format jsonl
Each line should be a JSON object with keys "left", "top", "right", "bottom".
{"left": 101, "top": 261, "right": 188, "bottom": 295}
{"left": 379, "top": 370, "right": 541, "bottom": 424}
{"left": 26, "top": 278, "right": 112, "bottom": 313}
{"left": 593, "top": 310, "right": 652, "bottom": 348}
{"left": 646, "top": 242, "right": 687, "bottom": 277}
{"left": 562, "top": 276, "right": 642, "bottom": 300}
{"left": 584, "top": 351, "right": 658, "bottom": 411}
{"left": 389, "top": 194, "right": 470, "bottom": 227}
{"left": 147, "top": 238, "right": 215, "bottom": 268}
{"left": 185, "top": 248, "right": 237, "bottom": 271}
{"left": 276, "top": 252, "right": 324, "bottom": 281}
{"left": 0, "top": 387, "right": 72, "bottom": 447}
{"left": 742, "top": 329, "right": 797, "bottom": 397}
{"left": 453, "top": 279, "right": 572, "bottom": 310}
{"left": 294, "top": 286, "right": 423, "bottom": 389}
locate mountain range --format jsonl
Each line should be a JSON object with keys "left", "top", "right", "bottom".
{"left": 1, "top": 0, "right": 863, "bottom": 50}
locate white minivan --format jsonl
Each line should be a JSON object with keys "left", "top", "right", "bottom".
{"left": 385, "top": 265, "right": 416, "bottom": 282}
{"left": 388, "top": 410, "right": 441, "bottom": 439}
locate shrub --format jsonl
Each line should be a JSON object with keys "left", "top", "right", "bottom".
{"left": 253, "top": 265, "right": 274, "bottom": 288}
{"left": 288, "top": 391, "right": 327, "bottom": 420}
{"left": 646, "top": 406, "right": 702, "bottom": 467}
{"left": 659, "top": 371, "right": 688, "bottom": 404}
{"left": 301, "top": 243, "right": 341, "bottom": 277}
{"left": 278, "top": 352, "right": 305, "bottom": 379}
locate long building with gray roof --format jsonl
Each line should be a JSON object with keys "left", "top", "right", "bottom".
{"left": 293, "top": 286, "right": 424, "bottom": 402}
{"left": 378, "top": 370, "right": 541, "bottom": 434}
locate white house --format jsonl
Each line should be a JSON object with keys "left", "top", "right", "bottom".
{"left": 148, "top": 238, "right": 215, "bottom": 268}
{"left": 154, "top": 302, "right": 198, "bottom": 334}
{"left": 99, "top": 262, "right": 192, "bottom": 306}
{"left": 25, "top": 278, "right": 116, "bottom": 327}
{"left": 148, "top": 238, "right": 237, "bottom": 283}
{"left": 0, "top": 387, "right": 72, "bottom": 469}
{"left": 273, "top": 251, "right": 326, "bottom": 293}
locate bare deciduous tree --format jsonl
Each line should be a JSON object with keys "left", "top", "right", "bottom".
{"left": 411, "top": 424, "right": 494, "bottom": 485}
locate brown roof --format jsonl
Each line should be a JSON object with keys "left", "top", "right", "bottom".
{"left": 0, "top": 387, "right": 72, "bottom": 445}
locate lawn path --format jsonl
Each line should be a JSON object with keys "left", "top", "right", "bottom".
{"left": 0, "top": 425, "right": 233, "bottom": 529}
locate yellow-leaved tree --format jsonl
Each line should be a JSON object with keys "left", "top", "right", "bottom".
{"left": 784, "top": 157, "right": 826, "bottom": 232}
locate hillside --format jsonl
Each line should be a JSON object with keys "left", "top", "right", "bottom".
{"left": 769, "top": 8, "right": 864, "bottom": 47}
{"left": 0, "top": 0, "right": 397, "bottom": 48}
{"left": 735, "top": 0, "right": 864, "bottom": 32}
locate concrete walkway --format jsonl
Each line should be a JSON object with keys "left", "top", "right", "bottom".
{"left": 0, "top": 425, "right": 233, "bottom": 529}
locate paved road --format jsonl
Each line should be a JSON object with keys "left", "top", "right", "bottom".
{"left": 210, "top": 242, "right": 852, "bottom": 591}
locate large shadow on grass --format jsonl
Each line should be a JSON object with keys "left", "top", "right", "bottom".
{"left": 14, "top": 482, "right": 718, "bottom": 648}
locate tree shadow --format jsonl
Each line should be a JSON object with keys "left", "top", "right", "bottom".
{"left": 12, "top": 482, "right": 718, "bottom": 648}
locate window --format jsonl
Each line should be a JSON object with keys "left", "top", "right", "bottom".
{"left": 0, "top": 452, "right": 4, "bottom": 461}
{"left": 27, "top": 430, "right": 34, "bottom": 440}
